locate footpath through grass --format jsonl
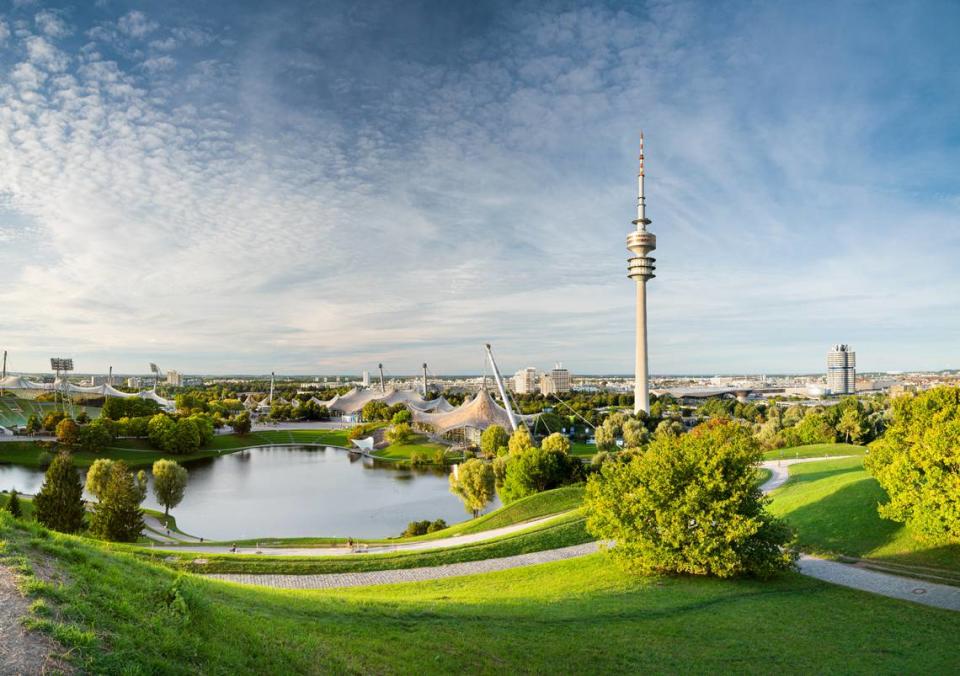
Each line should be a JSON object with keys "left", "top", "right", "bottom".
{"left": 146, "top": 511, "right": 590, "bottom": 575}
{"left": 763, "top": 442, "right": 865, "bottom": 461}
{"left": 2, "top": 511, "right": 959, "bottom": 674}
{"left": 768, "top": 457, "right": 960, "bottom": 582}
{"left": 0, "top": 428, "right": 352, "bottom": 468}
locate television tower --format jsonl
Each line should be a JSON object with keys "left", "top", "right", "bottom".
{"left": 626, "top": 132, "right": 656, "bottom": 414}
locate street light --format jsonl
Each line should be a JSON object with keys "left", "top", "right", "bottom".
{"left": 50, "top": 357, "right": 74, "bottom": 414}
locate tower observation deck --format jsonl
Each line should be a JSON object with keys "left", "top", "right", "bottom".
{"left": 626, "top": 133, "right": 656, "bottom": 414}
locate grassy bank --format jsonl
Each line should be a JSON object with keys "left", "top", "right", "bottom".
{"left": 768, "top": 457, "right": 960, "bottom": 582}
{"left": 0, "top": 428, "right": 352, "bottom": 468}
{"left": 146, "top": 512, "right": 590, "bottom": 575}
{"left": 372, "top": 433, "right": 450, "bottom": 463}
{"left": 2, "top": 511, "right": 959, "bottom": 673}
{"left": 763, "top": 442, "right": 865, "bottom": 461}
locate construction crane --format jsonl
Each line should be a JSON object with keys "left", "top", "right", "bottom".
{"left": 483, "top": 343, "right": 519, "bottom": 432}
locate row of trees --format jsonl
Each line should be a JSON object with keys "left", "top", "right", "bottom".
{"left": 27, "top": 454, "right": 189, "bottom": 542}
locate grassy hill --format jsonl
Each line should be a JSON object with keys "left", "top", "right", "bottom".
{"left": 763, "top": 443, "right": 866, "bottom": 461}
{"left": 2, "top": 510, "right": 959, "bottom": 673}
{"left": 768, "top": 457, "right": 960, "bottom": 582}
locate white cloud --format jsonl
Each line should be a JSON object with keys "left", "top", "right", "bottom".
{"left": 0, "top": 20, "right": 10, "bottom": 45}
{"left": 117, "top": 10, "right": 157, "bottom": 38}
{"left": 24, "top": 35, "right": 69, "bottom": 71}
{"left": 141, "top": 55, "right": 175, "bottom": 73}
{"left": 34, "top": 9, "right": 71, "bottom": 38}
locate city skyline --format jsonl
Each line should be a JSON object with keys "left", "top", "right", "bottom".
{"left": 2, "top": 1, "right": 960, "bottom": 375}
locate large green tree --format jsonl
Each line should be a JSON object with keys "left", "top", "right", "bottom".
{"left": 480, "top": 425, "right": 509, "bottom": 457}
{"left": 85, "top": 458, "right": 116, "bottom": 501}
{"left": 89, "top": 460, "right": 145, "bottom": 542}
{"left": 449, "top": 459, "right": 495, "bottom": 517}
{"left": 865, "top": 387, "right": 960, "bottom": 543}
{"left": 499, "top": 446, "right": 580, "bottom": 504}
{"left": 34, "top": 452, "right": 86, "bottom": 534}
{"left": 584, "top": 419, "right": 795, "bottom": 578}
{"left": 152, "top": 459, "right": 189, "bottom": 518}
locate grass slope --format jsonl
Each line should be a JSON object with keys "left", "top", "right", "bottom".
{"left": 2, "top": 511, "right": 959, "bottom": 673}
{"left": 763, "top": 442, "right": 865, "bottom": 461}
{"left": 372, "top": 434, "right": 448, "bottom": 462}
{"left": 769, "top": 457, "right": 960, "bottom": 579}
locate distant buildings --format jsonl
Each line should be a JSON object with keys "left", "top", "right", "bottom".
{"left": 126, "top": 377, "right": 143, "bottom": 388}
{"left": 513, "top": 367, "right": 539, "bottom": 394}
{"left": 827, "top": 344, "right": 856, "bottom": 394}
{"left": 540, "top": 364, "right": 572, "bottom": 395}
{"left": 166, "top": 370, "right": 183, "bottom": 387}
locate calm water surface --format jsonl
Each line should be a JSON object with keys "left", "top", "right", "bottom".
{"left": 0, "top": 445, "right": 493, "bottom": 540}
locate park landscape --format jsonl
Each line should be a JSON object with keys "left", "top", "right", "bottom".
{"left": 1, "top": 386, "right": 959, "bottom": 673}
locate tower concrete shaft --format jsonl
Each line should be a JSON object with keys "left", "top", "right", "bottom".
{"left": 626, "top": 132, "right": 656, "bottom": 414}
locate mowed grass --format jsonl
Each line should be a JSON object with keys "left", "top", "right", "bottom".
{"left": 570, "top": 441, "right": 597, "bottom": 457}
{"left": 768, "top": 457, "right": 960, "bottom": 577}
{"left": 146, "top": 512, "right": 590, "bottom": 575}
{"left": 2, "top": 512, "right": 959, "bottom": 674}
{"left": 372, "top": 433, "right": 449, "bottom": 462}
{"left": 763, "top": 442, "right": 865, "bottom": 461}
{"left": 0, "top": 429, "right": 352, "bottom": 468}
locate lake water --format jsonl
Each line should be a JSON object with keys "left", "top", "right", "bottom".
{"left": 0, "top": 446, "right": 494, "bottom": 540}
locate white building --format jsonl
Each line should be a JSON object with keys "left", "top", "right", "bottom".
{"left": 541, "top": 364, "right": 572, "bottom": 395}
{"left": 827, "top": 345, "right": 856, "bottom": 394}
{"left": 513, "top": 367, "right": 539, "bottom": 394}
{"left": 362, "top": 370, "right": 370, "bottom": 387}
{"left": 166, "top": 370, "right": 183, "bottom": 387}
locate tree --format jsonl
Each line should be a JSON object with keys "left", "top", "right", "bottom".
{"left": 5, "top": 490, "right": 22, "bottom": 518}
{"left": 594, "top": 424, "right": 618, "bottom": 452}
{"left": 89, "top": 460, "right": 145, "bottom": 542}
{"left": 172, "top": 418, "right": 202, "bottom": 454}
{"left": 836, "top": 408, "right": 865, "bottom": 444}
{"left": 391, "top": 409, "right": 412, "bottom": 425}
{"left": 540, "top": 432, "right": 571, "bottom": 454}
{"left": 480, "top": 425, "right": 509, "bottom": 458}
{"left": 584, "top": 419, "right": 796, "bottom": 578}
{"left": 865, "top": 387, "right": 960, "bottom": 543}
{"left": 622, "top": 419, "right": 650, "bottom": 448}
{"left": 499, "top": 446, "right": 581, "bottom": 504}
{"left": 34, "top": 453, "right": 86, "bottom": 534}
{"left": 507, "top": 426, "right": 535, "bottom": 455}
{"left": 794, "top": 412, "right": 836, "bottom": 444}
{"left": 77, "top": 419, "right": 115, "bottom": 453}
{"left": 386, "top": 422, "right": 414, "bottom": 445}
{"left": 449, "top": 459, "right": 495, "bottom": 517}
{"left": 232, "top": 411, "right": 252, "bottom": 435}
{"left": 148, "top": 414, "right": 176, "bottom": 450}
{"left": 25, "top": 414, "right": 41, "bottom": 435}
{"left": 361, "top": 400, "right": 390, "bottom": 422}
{"left": 85, "top": 458, "right": 116, "bottom": 501}
{"left": 152, "top": 460, "right": 189, "bottom": 518}
{"left": 655, "top": 419, "right": 684, "bottom": 438}
{"left": 55, "top": 418, "right": 79, "bottom": 446}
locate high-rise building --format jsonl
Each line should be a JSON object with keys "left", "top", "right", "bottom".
{"left": 626, "top": 133, "right": 657, "bottom": 414}
{"left": 166, "top": 370, "right": 183, "bottom": 387}
{"left": 126, "top": 377, "right": 143, "bottom": 389}
{"left": 362, "top": 370, "right": 370, "bottom": 387}
{"left": 827, "top": 345, "right": 856, "bottom": 394}
{"left": 541, "top": 363, "right": 571, "bottom": 394}
{"left": 513, "top": 367, "right": 539, "bottom": 394}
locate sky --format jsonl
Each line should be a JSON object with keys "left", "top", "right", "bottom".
{"left": 1, "top": 0, "right": 959, "bottom": 377}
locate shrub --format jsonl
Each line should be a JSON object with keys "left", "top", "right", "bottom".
{"left": 387, "top": 423, "right": 414, "bottom": 445}
{"left": 427, "top": 519, "right": 447, "bottom": 533}
{"left": 402, "top": 520, "right": 432, "bottom": 537}
{"left": 5, "top": 490, "right": 22, "bottom": 518}
{"left": 865, "top": 387, "right": 960, "bottom": 543}
{"left": 409, "top": 451, "right": 429, "bottom": 467}
{"left": 584, "top": 419, "right": 796, "bottom": 578}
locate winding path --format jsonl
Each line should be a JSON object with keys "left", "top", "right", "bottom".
{"left": 206, "top": 456, "right": 960, "bottom": 612}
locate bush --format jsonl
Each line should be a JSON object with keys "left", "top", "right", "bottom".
{"left": 386, "top": 423, "right": 414, "bottom": 445}
{"left": 409, "top": 452, "right": 429, "bottom": 467}
{"left": 427, "top": 519, "right": 447, "bottom": 533}
{"left": 584, "top": 419, "right": 795, "bottom": 578}
{"left": 865, "top": 387, "right": 960, "bottom": 543}
{"left": 5, "top": 490, "right": 22, "bottom": 518}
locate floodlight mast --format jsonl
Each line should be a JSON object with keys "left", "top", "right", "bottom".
{"left": 50, "top": 357, "right": 74, "bottom": 414}
{"left": 378, "top": 363, "right": 385, "bottom": 393}
{"left": 1, "top": 350, "right": 6, "bottom": 396}
{"left": 422, "top": 363, "right": 428, "bottom": 397}
{"left": 483, "top": 343, "right": 519, "bottom": 432}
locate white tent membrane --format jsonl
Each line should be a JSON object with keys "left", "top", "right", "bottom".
{"left": 0, "top": 376, "right": 173, "bottom": 409}
{"left": 411, "top": 388, "right": 538, "bottom": 435}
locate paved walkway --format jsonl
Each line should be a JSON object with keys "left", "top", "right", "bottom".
{"left": 159, "top": 513, "right": 568, "bottom": 557}
{"left": 142, "top": 514, "right": 203, "bottom": 545}
{"left": 206, "top": 455, "right": 960, "bottom": 612}
{"left": 207, "top": 542, "right": 600, "bottom": 589}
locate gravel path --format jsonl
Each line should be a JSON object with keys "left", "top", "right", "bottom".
{"left": 206, "top": 542, "right": 600, "bottom": 589}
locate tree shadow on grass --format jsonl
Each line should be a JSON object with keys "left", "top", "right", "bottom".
{"left": 782, "top": 463, "right": 865, "bottom": 487}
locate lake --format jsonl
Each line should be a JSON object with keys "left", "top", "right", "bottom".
{"left": 0, "top": 445, "right": 495, "bottom": 540}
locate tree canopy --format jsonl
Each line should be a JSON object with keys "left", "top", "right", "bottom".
{"left": 89, "top": 460, "right": 145, "bottom": 542}
{"left": 449, "top": 459, "right": 495, "bottom": 517}
{"left": 152, "top": 459, "right": 189, "bottom": 517}
{"left": 584, "top": 419, "right": 795, "bottom": 578}
{"left": 865, "top": 387, "right": 960, "bottom": 544}
{"left": 34, "top": 452, "right": 86, "bottom": 534}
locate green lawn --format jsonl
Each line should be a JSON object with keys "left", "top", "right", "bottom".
{"left": 372, "top": 434, "right": 450, "bottom": 462}
{"left": 768, "top": 457, "right": 960, "bottom": 581}
{"left": 0, "top": 428, "right": 353, "bottom": 468}
{"left": 2, "top": 511, "right": 959, "bottom": 673}
{"left": 570, "top": 441, "right": 596, "bottom": 457}
{"left": 763, "top": 442, "right": 866, "bottom": 461}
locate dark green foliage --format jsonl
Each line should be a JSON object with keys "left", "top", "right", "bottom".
{"left": 100, "top": 397, "right": 161, "bottom": 421}
{"left": 231, "top": 411, "right": 252, "bottom": 435}
{"left": 34, "top": 453, "right": 86, "bottom": 534}
{"left": 865, "top": 387, "right": 960, "bottom": 544}
{"left": 5, "top": 489, "right": 22, "bottom": 518}
{"left": 499, "top": 446, "right": 582, "bottom": 505}
{"left": 89, "top": 460, "right": 145, "bottom": 542}
{"left": 585, "top": 419, "right": 795, "bottom": 578}
{"left": 401, "top": 519, "right": 448, "bottom": 537}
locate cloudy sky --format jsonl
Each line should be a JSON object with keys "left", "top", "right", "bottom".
{"left": 1, "top": 0, "right": 959, "bottom": 376}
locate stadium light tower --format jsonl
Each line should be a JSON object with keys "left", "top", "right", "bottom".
{"left": 150, "top": 363, "right": 162, "bottom": 391}
{"left": 50, "top": 357, "right": 74, "bottom": 413}
{"left": 626, "top": 132, "right": 657, "bottom": 414}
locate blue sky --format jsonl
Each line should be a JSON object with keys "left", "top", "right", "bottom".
{"left": 1, "top": 0, "right": 959, "bottom": 376}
